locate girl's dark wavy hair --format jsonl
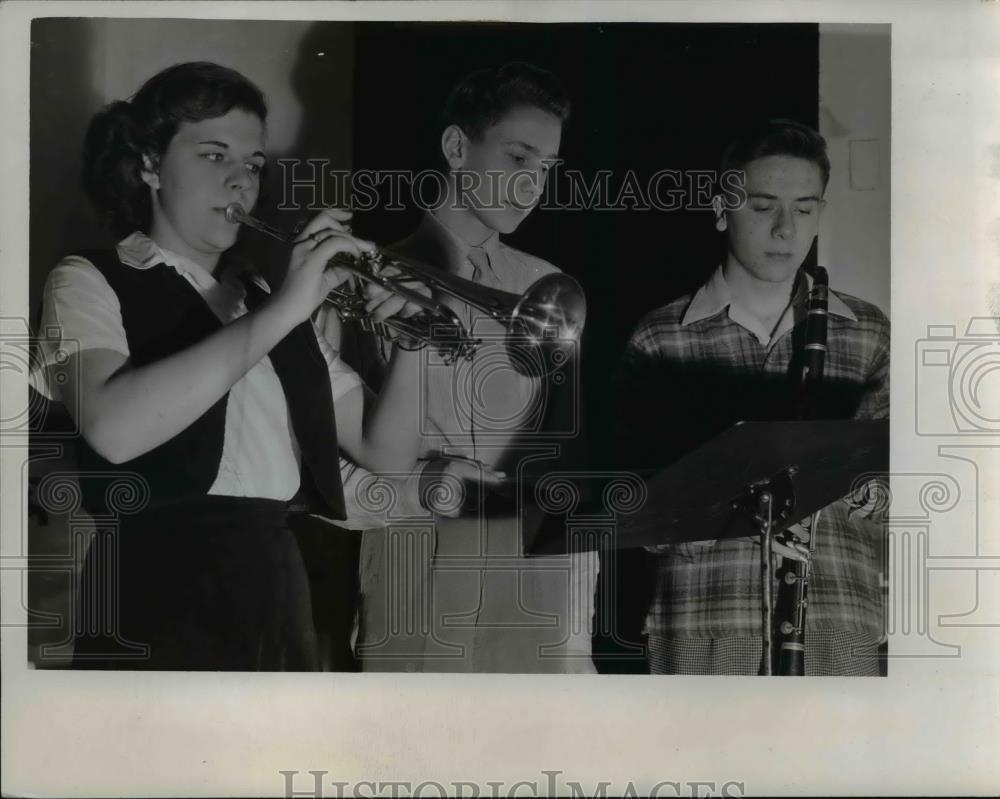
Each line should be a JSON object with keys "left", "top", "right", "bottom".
{"left": 440, "top": 61, "right": 571, "bottom": 141}
{"left": 82, "top": 61, "right": 268, "bottom": 237}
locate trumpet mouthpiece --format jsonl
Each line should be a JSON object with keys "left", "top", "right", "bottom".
{"left": 222, "top": 204, "right": 292, "bottom": 242}
{"left": 224, "top": 203, "right": 247, "bottom": 224}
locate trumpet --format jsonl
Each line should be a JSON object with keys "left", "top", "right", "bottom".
{"left": 225, "top": 203, "right": 586, "bottom": 370}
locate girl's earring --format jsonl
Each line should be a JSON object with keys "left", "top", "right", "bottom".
{"left": 140, "top": 154, "right": 160, "bottom": 190}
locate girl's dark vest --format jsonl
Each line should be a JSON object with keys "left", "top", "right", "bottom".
{"left": 74, "top": 249, "right": 346, "bottom": 520}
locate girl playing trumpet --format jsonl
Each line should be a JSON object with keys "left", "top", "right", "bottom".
{"left": 35, "top": 61, "right": 426, "bottom": 670}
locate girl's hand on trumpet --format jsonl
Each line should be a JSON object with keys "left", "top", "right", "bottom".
{"left": 272, "top": 207, "right": 376, "bottom": 325}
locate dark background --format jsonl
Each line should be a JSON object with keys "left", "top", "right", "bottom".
{"left": 350, "top": 22, "right": 819, "bottom": 671}
{"left": 351, "top": 22, "right": 819, "bottom": 469}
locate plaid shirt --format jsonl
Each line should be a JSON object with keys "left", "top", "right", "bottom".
{"left": 618, "top": 266, "right": 890, "bottom": 638}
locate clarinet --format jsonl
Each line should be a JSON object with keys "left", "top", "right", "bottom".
{"left": 797, "top": 264, "right": 829, "bottom": 413}
{"left": 775, "top": 265, "right": 829, "bottom": 676}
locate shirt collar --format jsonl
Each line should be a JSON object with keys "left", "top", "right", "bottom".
{"left": 422, "top": 212, "right": 502, "bottom": 275}
{"left": 115, "top": 231, "right": 264, "bottom": 325}
{"left": 681, "top": 264, "right": 857, "bottom": 334}
{"left": 116, "top": 231, "right": 218, "bottom": 285}
{"left": 116, "top": 230, "right": 260, "bottom": 292}
{"left": 681, "top": 265, "right": 736, "bottom": 327}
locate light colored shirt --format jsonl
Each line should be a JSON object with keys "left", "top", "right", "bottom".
{"left": 34, "top": 232, "right": 362, "bottom": 503}
{"left": 392, "top": 212, "right": 562, "bottom": 470}
{"left": 359, "top": 213, "right": 599, "bottom": 667}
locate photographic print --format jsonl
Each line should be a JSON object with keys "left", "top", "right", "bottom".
{"left": 2, "top": 2, "right": 997, "bottom": 797}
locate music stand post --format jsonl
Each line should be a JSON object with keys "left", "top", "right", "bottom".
{"left": 731, "top": 467, "right": 798, "bottom": 676}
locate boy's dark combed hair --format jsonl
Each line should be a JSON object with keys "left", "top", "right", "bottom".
{"left": 720, "top": 118, "right": 831, "bottom": 189}
{"left": 82, "top": 61, "right": 268, "bottom": 237}
{"left": 441, "top": 61, "right": 571, "bottom": 140}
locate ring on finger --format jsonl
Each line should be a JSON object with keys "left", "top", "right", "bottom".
{"left": 310, "top": 230, "right": 336, "bottom": 246}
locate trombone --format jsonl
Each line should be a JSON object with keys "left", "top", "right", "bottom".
{"left": 225, "top": 203, "right": 586, "bottom": 372}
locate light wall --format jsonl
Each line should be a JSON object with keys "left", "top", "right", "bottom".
{"left": 819, "top": 23, "right": 891, "bottom": 316}
{"left": 29, "top": 18, "right": 353, "bottom": 307}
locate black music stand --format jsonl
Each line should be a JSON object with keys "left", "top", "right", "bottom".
{"left": 521, "top": 419, "right": 888, "bottom": 674}
{"left": 523, "top": 419, "right": 888, "bottom": 552}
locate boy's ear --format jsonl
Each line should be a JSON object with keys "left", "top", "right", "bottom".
{"left": 140, "top": 154, "right": 160, "bottom": 190}
{"left": 711, "top": 194, "right": 727, "bottom": 232}
{"left": 441, "top": 124, "right": 467, "bottom": 169}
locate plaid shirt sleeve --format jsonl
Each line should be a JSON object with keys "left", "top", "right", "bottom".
{"left": 851, "top": 299, "right": 891, "bottom": 421}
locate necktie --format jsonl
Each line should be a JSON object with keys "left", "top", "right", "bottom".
{"left": 465, "top": 246, "right": 491, "bottom": 283}
{"left": 462, "top": 247, "right": 494, "bottom": 331}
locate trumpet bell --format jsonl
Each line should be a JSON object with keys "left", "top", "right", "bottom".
{"left": 506, "top": 273, "right": 587, "bottom": 376}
